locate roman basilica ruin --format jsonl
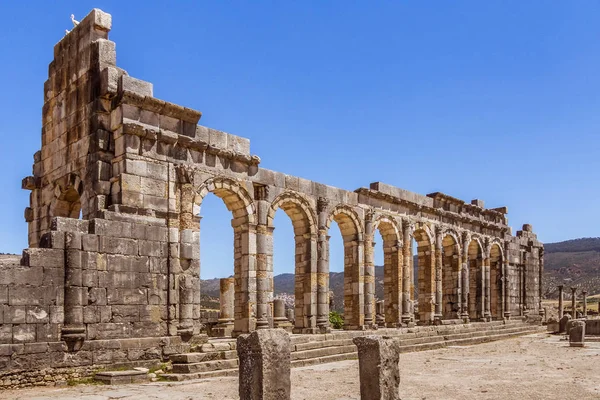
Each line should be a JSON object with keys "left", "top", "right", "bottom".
{"left": 0, "top": 9, "right": 544, "bottom": 387}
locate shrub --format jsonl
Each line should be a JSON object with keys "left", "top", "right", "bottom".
{"left": 329, "top": 311, "right": 344, "bottom": 329}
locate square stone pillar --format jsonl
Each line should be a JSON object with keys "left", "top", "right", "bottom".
{"left": 237, "top": 329, "right": 291, "bottom": 400}
{"left": 353, "top": 335, "right": 401, "bottom": 400}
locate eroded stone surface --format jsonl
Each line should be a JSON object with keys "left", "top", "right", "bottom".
{"left": 353, "top": 336, "right": 401, "bottom": 400}
{"left": 237, "top": 329, "right": 291, "bottom": 400}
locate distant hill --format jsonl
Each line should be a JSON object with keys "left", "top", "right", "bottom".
{"left": 543, "top": 238, "right": 600, "bottom": 298}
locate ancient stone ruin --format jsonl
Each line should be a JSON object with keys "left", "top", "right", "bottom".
{"left": 0, "top": 8, "right": 544, "bottom": 387}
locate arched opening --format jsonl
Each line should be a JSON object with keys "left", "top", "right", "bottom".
{"left": 373, "top": 227, "right": 385, "bottom": 326}
{"left": 328, "top": 220, "right": 344, "bottom": 317}
{"left": 373, "top": 218, "right": 401, "bottom": 327}
{"left": 268, "top": 193, "right": 317, "bottom": 332}
{"left": 197, "top": 193, "right": 234, "bottom": 328}
{"left": 468, "top": 239, "right": 484, "bottom": 321}
{"left": 192, "top": 177, "right": 256, "bottom": 335}
{"left": 442, "top": 234, "right": 460, "bottom": 319}
{"left": 413, "top": 228, "right": 435, "bottom": 324}
{"left": 271, "top": 210, "right": 295, "bottom": 328}
{"left": 327, "top": 207, "right": 364, "bottom": 329}
{"left": 490, "top": 243, "right": 503, "bottom": 319}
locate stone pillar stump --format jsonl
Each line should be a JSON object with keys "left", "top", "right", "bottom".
{"left": 569, "top": 320, "right": 585, "bottom": 347}
{"left": 273, "top": 299, "right": 293, "bottom": 332}
{"left": 353, "top": 335, "right": 401, "bottom": 400}
{"left": 213, "top": 277, "right": 235, "bottom": 337}
{"left": 237, "top": 329, "right": 291, "bottom": 400}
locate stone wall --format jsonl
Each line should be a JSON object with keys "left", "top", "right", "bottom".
{"left": 0, "top": 8, "right": 543, "bottom": 383}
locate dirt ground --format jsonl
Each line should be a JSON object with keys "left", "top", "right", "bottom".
{"left": 2, "top": 333, "right": 599, "bottom": 400}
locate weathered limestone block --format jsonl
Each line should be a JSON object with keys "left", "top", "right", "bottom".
{"left": 546, "top": 317, "right": 559, "bottom": 333}
{"left": 569, "top": 320, "right": 585, "bottom": 347}
{"left": 237, "top": 329, "right": 291, "bottom": 400}
{"left": 353, "top": 335, "right": 401, "bottom": 400}
{"left": 559, "top": 314, "right": 571, "bottom": 334}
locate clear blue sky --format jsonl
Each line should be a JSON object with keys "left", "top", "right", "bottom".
{"left": 1, "top": 2, "right": 599, "bottom": 278}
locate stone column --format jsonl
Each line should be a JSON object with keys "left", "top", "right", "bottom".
{"left": 401, "top": 221, "right": 412, "bottom": 325}
{"left": 254, "top": 185, "right": 272, "bottom": 330}
{"left": 569, "top": 320, "right": 585, "bottom": 348}
{"left": 273, "top": 299, "right": 293, "bottom": 331}
{"left": 461, "top": 234, "right": 470, "bottom": 322}
{"left": 285, "top": 309, "right": 295, "bottom": 324}
{"left": 214, "top": 277, "right": 235, "bottom": 337}
{"left": 582, "top": 291, "right": 588, "bottom": 317}
{"left": 557, "top": 285, "right": 564, "bottom": 320}
{"left": 62, "top": 232, "right": 86, "bottom": 351}
{"left": 483, "top": 251, "right": 491, "bottom": 321}
{"left": 237, "top": 329, "right": 291, "bottom": 400}
{"left": 539, "top": 249, "right": 544, "bottom": 316}
{"left": 571, "top": 287, "right": 577, "bottom": 318}
{"left": 353, "top": 336, "right": 401, "bottom": 400}
{"left": 376, "top": 300, "right": 385, "bottom": 327}
{"left": 503, "top": 242, "right": 511, "bottom": 320}
{"left": 345, "top": 237, "right": 365, "bottom": 329}
{"left": 316, "top": 197, "right": 330, "bottom": 332}
{"left": 364, "top": 211, "right": 375, "bottom": 328}
{"left": 434, "top": 228, "right": 443, "bottom": 322}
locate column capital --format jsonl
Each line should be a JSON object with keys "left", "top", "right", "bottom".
{"left": 317, "top": 197, "right": 329, "bottom": 213}
{"left": 253, "top": 184, "right": 269, "bottom": 201}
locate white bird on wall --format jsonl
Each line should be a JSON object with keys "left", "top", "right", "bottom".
{"left": 71, "top": 14, "right": 79, "bottom": 27}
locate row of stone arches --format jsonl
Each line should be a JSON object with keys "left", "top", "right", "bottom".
{"left": 187, "top": 175, "right": 509, "bottom": 333}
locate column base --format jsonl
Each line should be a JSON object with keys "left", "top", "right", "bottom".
{"left": 256, "top": 318, "right": 270, "bottom": 330}
{"left": 503, "top": 312, "right": 511, "bottom": 321}
{"left": 293, "top": 327, "right": 320, "bottom": 334}
{"left": 61, "top": 326, "right": 86, "bottom": 352}
{"left": 273, "top": 318, "right": 294, "bottom": 332}
{"left": 343, "top": 325, "right": 366, "bottom": 331}
{"left": 212, "top": 321, "right": 235, "bottom": 337}
{"left": 461, "top": 313, "right": 470, "bottom": 324}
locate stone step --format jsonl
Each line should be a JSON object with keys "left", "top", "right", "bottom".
{"left": 162, "top": 324, "right": 542, "bottom": 381}
{"left": 172, "top": 358, "right": 238, "bottom": 374}
{"left": 162, "top": 367, "right": 238, "bottom": 382}
{"left": 170, "top": 350, "right": 238, "bottom": 363}
{"left": 291, "top": 351, "right": 359, "bottom": 368}
{"left": 291, "top": 344, "right": 356, "bottom": 361}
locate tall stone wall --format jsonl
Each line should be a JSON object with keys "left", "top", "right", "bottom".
{"left": 1, "top": 8, "right": 543, "bottom": 383}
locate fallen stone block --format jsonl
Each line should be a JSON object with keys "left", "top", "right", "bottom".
{"left": 94, "top": 369, "right": 148, "bottom": 384}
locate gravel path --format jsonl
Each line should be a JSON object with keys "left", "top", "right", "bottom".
{"left": 2, "top": 333, "right": 599, "bottom": 400}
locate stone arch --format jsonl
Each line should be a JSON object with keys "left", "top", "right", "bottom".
{"left": 195, "top": 177, "right": 256, "bottom": 226}
{"left": 267, "top": 191, "right": 318, "bottom": 331}
{"left": 49, "top": 173, "right": 84, "bottom": 219}
{"left": 326, "top": 205, "right": 365, "bottom": 329}
{"left": 412, "top": 224, "right": 436, "bottom": 323}
{"left": 371, "top": 215, "right": 402, "bottom": 326}
{"left": 441, "top": 231, "right": 461, "bottom": 319}
{"left": 490, "top": 242, "right": 504, "bottom": 319}
{"left": 467, "top": 237, "right": 484, "bottom": 320}
{"left": 193, "top": 176, "right": 258, "bottom": 334}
